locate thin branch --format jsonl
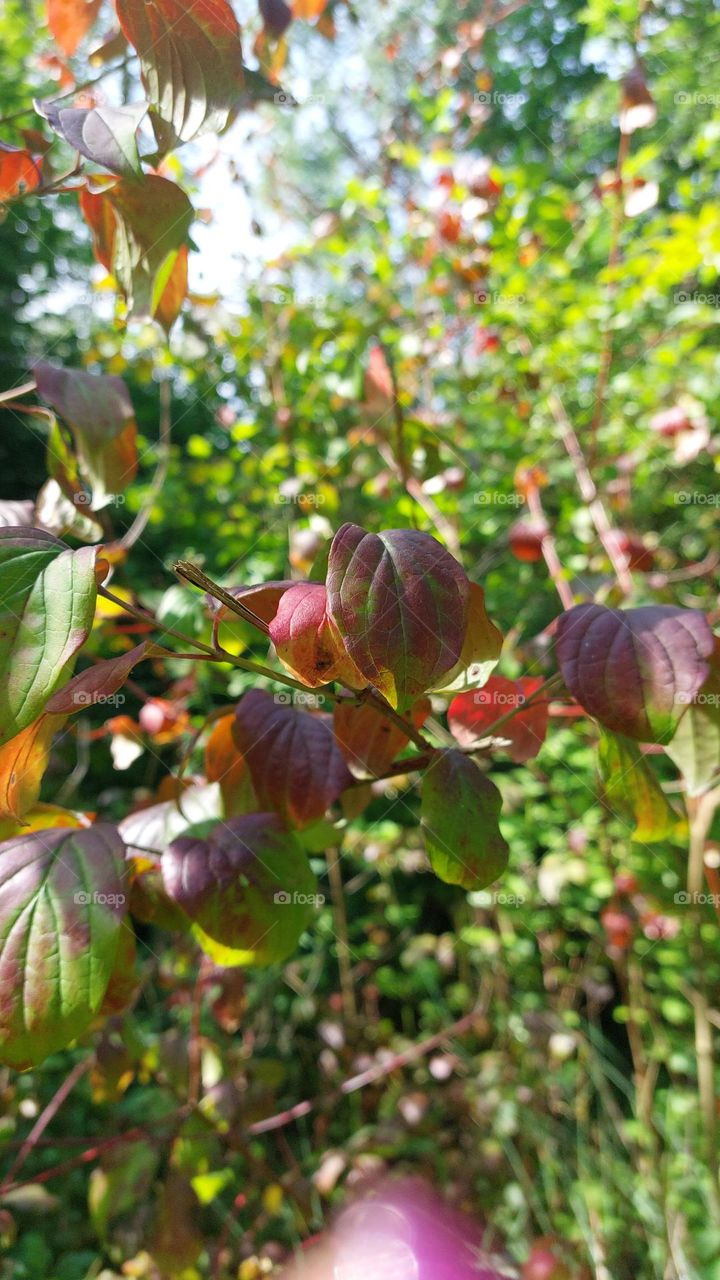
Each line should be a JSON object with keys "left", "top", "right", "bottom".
{"left": 247, "top": 1004, "right": 486, "bottom": 1135}
{"left": 548, "top": 391, "right": 634, "bottom": 595}
{"left": 0, "top": 1058, "right": 91, "bottom": 1194}
{"left": 0, "top": 379, "right": 36, "bottom": 404}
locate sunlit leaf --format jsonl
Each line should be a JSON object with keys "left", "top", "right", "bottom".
{"left": 555, "top": 604, "right": 713, "bottom": 743}
{"left": 269, "top": 581, "right": 366, "bottom": 689}
{"left": 421, "top": 749, "right": 509, "bottom": 890}
{"left": 448, "top": 676, "right": 549, "bottom": 763}
{"left": 326, "top": 523, "right": 469, "bottom": 710}
{"left": 40, "top": 101, "right": 147, "bottom": 177}
{"left": 598, "top": 730, "right": 686, "bottom": 843}
{"left": 0, "top": 529, "right": 97, "bottom": 747}
{"left": 162, "top": 814, "right": 317, "bottom": 965}
{"left": 666, "top": 639, "right": 720, "bottom": 796}
{"left": 0, "top": 824, "right": 128, "bottom": 1068}
{"left": 116, "top": 0, "right": 245, "bottom": 150}
{"left": 79, "top": 176, "right": 193, "bottom": 328}
{"left": 0, "top": 713, "right": 64, "bottom": 822}
{"left": 0, "top": 143, "right": 42, "bottom": 200}
{"left": 430, "top": 583, "right": 502, "bottom": 693}
{"left": 334, "top": 695, "right": 430, "bottom": 777}
{"left": 46, "top": 0, "right": 101, "bottom": 55}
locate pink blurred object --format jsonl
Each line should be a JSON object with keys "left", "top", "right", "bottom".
{"left": 332, "top": 1180, "right": 508, "bottom": 1280}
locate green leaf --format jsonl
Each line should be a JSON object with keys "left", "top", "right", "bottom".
{"left": 666, "top": 640, "right": 720, "bottom": 796}
{"left": 0, "top": 824, "right": 128, "bottom": 1068}
{"left": 598, "top": 730, "right": 687, "bottom": 842}
{"left": 421, "top": 749, "right": 509, "bottom": 889}
{"left": 0, "top": 529, "right": 97, "bottom": 747}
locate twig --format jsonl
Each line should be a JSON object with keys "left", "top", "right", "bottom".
{"left": 247, "top": 1005, "right": 486, "bottom": 1135}
{"left": 0, "top": 379, "right": 36, "bottom": 404}
{"left": 326, "top": 846, "right": 357, "bottom": 1025}
{"left": 548, "top": 391, "right": 634, "bottom": 595}
{"left": 0, "top": 1058, "right": 91, "bottom": 1193}
{"left": 107, "top": 380, "right": 172, "bottom": 554}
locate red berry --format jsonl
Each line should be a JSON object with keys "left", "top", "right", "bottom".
{"left": 509, "top": 519, "right": 548, "bottom": 563}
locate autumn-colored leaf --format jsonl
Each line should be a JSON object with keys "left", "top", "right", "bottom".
{"left": 431, "top": 582, "right": 502, "bottom": 693}
{"left": 162, "top": 813, "right": 317, "bottom": 965}
{"left": 666, "top": 638, "right": 720, "bottom": 796}
{"left": 0, "top": 824, "right": 128, "bottom": 1068}
{"left": 0, "top": 714, "right": 64, "bottom": 822}
{"left": 326, "top": 523, "right": 469, "bottom": 710}
{"left": 45, "top": 644, "right": 148, "bottom": 714}
{"left": 233, "top": 689, "right": 352, "bottom": 828}
{"left": 0, "top": 143, "right": 42, "bottom": 200}
{"left": 47, "top": 0, "right": 101, "bottom": 55}
{"left": 448, "top": 676, "right": 549, "bottom": 763}
{"left": 204, "top": 712, "right": 257, "bottom": 817}
{"left": 0, "top": 529, "right": 97, "bottom": 748}
{"left": 35, "top": 361, "right": 138, "bottom": 507}
{"left": 334, "top": 695, "right": 431, "bottom": 777}
{"left": 79, "top": 176, "right": 193, "bottom": 328}
{"left": 269, "top": 581, "right": 366, "bottom": 689}
{"left": 116, "top": 0, "right": 244, "bottom": 150}
{"left": 293, "top": 0, "right": 328, "bottom": 17}
{"left": 421, "top": 750, "right": 509, "bottom": 890}
{"left": 554, "top": 604, "right": 713, "bottom": 744}
{"left": 598, "top": 731, "right": 686, "bottom": 843}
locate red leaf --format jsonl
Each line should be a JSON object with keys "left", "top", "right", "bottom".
{"left": 448, "top": 676, "right": 549, "bottom": 763}
{"left": 47, "top": 0, "right": 101, "bottom": 55}
{"left": 334, "top": 696, "right": 431, "bottom": 777}
{"left": 269, "top": 582, "right": 366, "bottom": 689}
{"left": 555, "top": 604, "right": 714, "bottom": 743}
{"left": 326, "top": 523, "right": 469, "bottom": 709}
{"left": 79, "top": 185, "right": 116, "bottom": 271}
{"left": 116, "top": 0, "right": 244, "bottom": 149}
{"left": 233, "top": 689, "right": 352, "bottom": 828}
{"left": 0, "top": 144, "right": 42, "bottom": 200}
{"left": 45, "top": 644, "right": 148, "bottom": 714}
